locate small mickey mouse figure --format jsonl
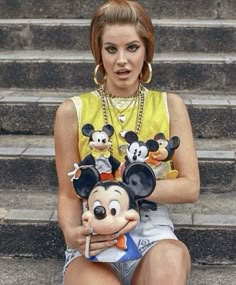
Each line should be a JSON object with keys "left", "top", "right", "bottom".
{"left": 68, "top": 123, "right": 120, "bottom": 181}
{"left": 72, "top": 162, "right": 156, "bottom": 262}
{"left": 122, "top": 131, "right": 159, "bottom": 168}
{"left": 146, "top": 132, "right": 180, "bottom": 179}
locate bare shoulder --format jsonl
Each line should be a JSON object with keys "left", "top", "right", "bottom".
{"left": 54, "top": 98, "right": 78, "bottom": 140}
{"left": 56, "top": 99, "right": 76, "bottom": 121}
{"left": 167, "top": 92, "right": 185, "bottom": 110}
{"left": 166, "top": 92, "right": 188, "bottom": 120}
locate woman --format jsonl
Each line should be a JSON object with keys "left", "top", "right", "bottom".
{"left": 54, "top": 1, "right": 200, "bottom": 284}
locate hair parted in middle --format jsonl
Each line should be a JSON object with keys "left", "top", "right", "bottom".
{"left": 90, "top": 0, "right": 155, "bottom": 83}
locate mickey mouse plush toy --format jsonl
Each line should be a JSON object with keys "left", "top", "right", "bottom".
{"left": 123, "top": 131, "right": 159, "bottom": 166}
{"left": 71, "top": 162, "right": 156, "bottom": 262}
{"left": 146, "top": 132, "right": 180, "bottom": 179}
{"left": 69, "top": 123, "right": 120, "bottom": 181}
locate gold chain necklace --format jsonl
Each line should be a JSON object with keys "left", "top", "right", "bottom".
{"left": 107, "top": 95, "right": 138, "bottom": 129}
{"left": 107, "top": 95, "right": 138, "bottom": 123}
{"left": 97, "top": 84, "right": 145, "bottom": 155}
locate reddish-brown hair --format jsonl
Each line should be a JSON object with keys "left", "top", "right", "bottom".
{"left": 90, "top": 0, "right": 154, "bottom": 82}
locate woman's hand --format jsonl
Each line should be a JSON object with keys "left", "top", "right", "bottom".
{"left": 67, "top": 226, "right": 118, "bottom": 257}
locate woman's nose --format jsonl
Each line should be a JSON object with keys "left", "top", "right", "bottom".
{"left": 117, "top": 51, "right": 127, "bottom": 65}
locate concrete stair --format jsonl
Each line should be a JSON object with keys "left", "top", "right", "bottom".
{"left": 0, "top": 51, "right": 236, "bottom": 90}
{"left": 0, "top": 0, "right": 235, "bottom": 283}
{"left": 0, "top": 0, "right": 236, "bottom": 19}
{"left": 1, "top": 19, "right": 236, "bottom": 53}
{"left": 1, "top": 257, "right": 236, "bottom": 285}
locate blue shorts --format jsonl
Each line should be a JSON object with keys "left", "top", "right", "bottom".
{"left": 63, "top": 205, "right": 177, "bottom": 285}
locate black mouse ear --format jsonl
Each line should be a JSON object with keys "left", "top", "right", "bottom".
{"left": 154, "top": 132, "right": 165, "bottom": 141}
{"left": 122, "top": 162, "right": 156, "bottom": 200}
{"left": 102, "top": 124, "right": 114, "bottom": 137}
{"left": 73, "top": 166, "right": 100, "bottom": 199}
{"left": 82, "top": 124, "right": 95, "bottom": 137}
{"left": 169, "top": 136, "right": 180, "bottom": 149}
{"left": 124, "top": 131, "right": 138, "bottom": 144}
{"left": 146, "top": 139, "right": 159, "bottom": 152}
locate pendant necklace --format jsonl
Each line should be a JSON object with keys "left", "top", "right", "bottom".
{"left": 97, "top": 84, "right": 145, "bottom": 155}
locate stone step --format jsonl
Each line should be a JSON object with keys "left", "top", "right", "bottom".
{"left": 0, "top": 90, "right": 235, "bottom": 138}
{"left": 1, "top": 189, "right": 236, "bottom": 215}
{"left": 0, "top": 51, "right": 236, "bottom": 91}
{"left": 0, "top": 192, "right": 236, "bottom": 264}
{"left": 0, "top": 135, "right": 235, "bottom": 192}
{"left": 0, "top": 0, "right": 235, "bottom": 20}
{"left": 1, "top": 19, "right": 236, "bottom": 53}
{"left": 0, "top": 257, "right": 235, "bottom": 285}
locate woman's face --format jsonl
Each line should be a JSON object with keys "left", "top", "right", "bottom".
{"left": 101, "top": 24, "right": 146, "bottom": 97}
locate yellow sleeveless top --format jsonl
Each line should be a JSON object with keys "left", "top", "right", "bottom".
{"left": 71, "top": 88, "right": 169, "bottom": 162}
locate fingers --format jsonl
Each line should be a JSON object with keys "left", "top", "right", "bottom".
{"left": 87, "top": 237, "right": 118, "bottom": 257}
{"left": 80, "top": 227, "right": 93, "bottom": 237}
{"left": 75, "top": 226, "right": 118, "bottom": 257}
{"left": 81, "top": 229, "right": 118, "bottom": 257}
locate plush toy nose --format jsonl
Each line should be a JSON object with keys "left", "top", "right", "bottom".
{"left": 94, "top": 206, "right": 106, "bottom": 220}
{"left": 133, "top": 154, "right": 137, "bottom": 161}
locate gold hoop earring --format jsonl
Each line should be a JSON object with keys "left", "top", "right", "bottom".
{"left": 140, "top": 61, "right": 152, "bottom": 84}
{"left": 94, "top": 64, "right": 106, "bottom": 85}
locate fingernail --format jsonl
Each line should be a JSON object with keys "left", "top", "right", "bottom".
{"left": 113, "top": 232, "right": 119, "bottom": 238}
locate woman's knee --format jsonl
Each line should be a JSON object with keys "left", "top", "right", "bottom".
{"left": 132, "top": 239, "right": 191, "bottom": 285}
{"left": 154, "top": 239, "right": 191, "bottom": 267}
{"left": 64, "top": 256, "right": 122, "bottom": 285}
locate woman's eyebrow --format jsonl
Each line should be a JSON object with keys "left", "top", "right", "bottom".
{"left": 104, "top": 40, "right": 141, "bottom": 46}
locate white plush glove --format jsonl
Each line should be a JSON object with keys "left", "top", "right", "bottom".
{"left": 68, "top": 163, "right": 80, "bottom": 181}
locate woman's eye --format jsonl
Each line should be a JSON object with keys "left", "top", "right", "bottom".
{"left": 128, "top": 44, "right": 140, "bottom": 52}
{"left": 105, "top": 46, "right": 117, "bottom": 54}
{"left": 109, "top": 200, "right": 121, "bottom": 216}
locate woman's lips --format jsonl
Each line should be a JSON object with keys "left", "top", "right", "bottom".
{"left": 116, "top": 69, "right": 131, "bottom": 79}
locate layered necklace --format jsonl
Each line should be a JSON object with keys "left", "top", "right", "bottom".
{"left": 97, "top": 83, "right": 145, "bottom": 155}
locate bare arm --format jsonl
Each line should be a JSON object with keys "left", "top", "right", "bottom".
{"left": 146, "top": 93, "right": 200, "bottom": 204}
{"left": 54, "top": 99, "right": 83, "bottom": 248}
{"left": 54, "top": 99, "right": 117, "bottom": 254}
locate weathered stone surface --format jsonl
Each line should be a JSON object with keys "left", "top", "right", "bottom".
{"left": 187, "top": 265, "right": 236, "bottom": 285}
{"left": 0, "top": 220, "right": 235, "bottom": 264}
{"left": 0, "top": 102, "right": 58, "bottom": 135}
{"left": 0, "top": 61, "right": 93, "bottom": 89}
{"left": 0, "top": 258, "right": 236, "bottom": 285}
{"left": 0, "top": 157, "right": 57, "bottom": 190}
{"left": 156, "top": 25, "right": 236, "bottom": 53}
{"left": 199, "top": 160, "right": 235, "bottom": 192}
{"left": 1, "top": 20, "right": 236, "bottom": 53}
{"left": 0, "top": 189, "right": 57, "bottom": 210}
{"left": 176, "top": 228, "right": 236, "bottom": 264}
{"left": 0, "top": 60, "right": 236, "bottom": 91}
{"left": 0, "top": 257, "right": 63, "bottom": 285}
{"left": 188, "top": 105, "right": 236, "bottom": 138}
{"left": 5, "top": 209, "right": 54, "bottom": 222}
{"left": 1, "top": 0, "right": 235, "bottom": 19}
{"left": 1, "top": 95, "right": 235, "bottom": 137}
{"left": 0, "top": 223, "right": 65, "bottom": 258}
{"left": 0, "top": 152, "right": 234, "bottom": 191}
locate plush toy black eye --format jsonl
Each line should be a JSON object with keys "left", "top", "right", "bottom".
{"left": 109, "top": 200, "right": 121, "bottom": 216}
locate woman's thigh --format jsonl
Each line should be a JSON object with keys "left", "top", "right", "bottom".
{"left": 64, "top": 256, "right": 122, "bottom": 285}
{"left": 132, "top": 239, "right": 191, "bottom": 285}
